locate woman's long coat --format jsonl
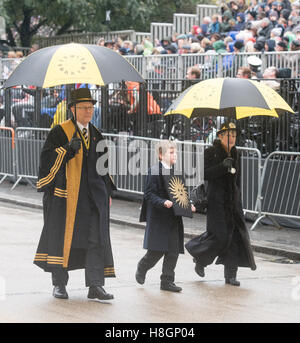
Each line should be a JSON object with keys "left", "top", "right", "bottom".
{"left": 186, "top": 139, "right": 256, "bottom": 270}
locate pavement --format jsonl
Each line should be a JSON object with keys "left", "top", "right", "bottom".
{"left": 1, "top": 201, "right": 300, "bottom": 323}
{"left": 1, "top": 179, "right": 300, "bottom": 262}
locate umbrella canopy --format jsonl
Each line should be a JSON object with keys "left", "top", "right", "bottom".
{"left": 164, "top": 78, "right": 294, "bottom": 119}
{"left": 3, "top": 43, "right": 144, "bottom": 88}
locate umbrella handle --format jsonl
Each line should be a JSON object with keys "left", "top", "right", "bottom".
{"left": 72, "top": 107, "right": 80, "bottom": 138}
{"left": 71, "top": 110, "right": 88, "bottom": 156}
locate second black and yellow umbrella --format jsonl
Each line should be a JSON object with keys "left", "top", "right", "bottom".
{"left": 3, "top": 42, "right": 144, "bottom": 88}
{"left": 164, "top": 77, "right": 294, "bottom": 119}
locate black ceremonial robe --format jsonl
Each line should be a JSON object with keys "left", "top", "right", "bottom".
{"left": 33, "top": 119, "right": 116, "bottom": 277}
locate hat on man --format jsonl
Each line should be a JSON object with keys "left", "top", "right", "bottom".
{"left": 68, "top": 88, "right": 97, "bottom": 109}
{"left": 277, "top": 41, "right": 288, "bottom": 49}
{"left": 182, "top": 45, "right": 191, "bottom": 51}
{"left": 247, "top": 55, "right": 262, "bottom": 67}
{"left": 217, "top": 122, "right": 237, "bottom": 135}
{"left": 165, "top": 44, "right": 177, "bottom": 54}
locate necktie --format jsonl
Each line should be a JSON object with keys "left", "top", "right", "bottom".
{"left": 82, "top": 128, "right": 89, "bottom": 149}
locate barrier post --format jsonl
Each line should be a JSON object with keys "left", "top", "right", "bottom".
{"left": 250, "top": 151, "right": 300, "bottom": 230}
{"left": 12, "top": 127, "right": 50, "bottom": 190}
{"left": 0, "top": 127, "right": 15, "bottom": 184}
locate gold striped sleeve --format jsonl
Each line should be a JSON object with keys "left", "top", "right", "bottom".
{"left": 37, "top": 147, "right": 67, "bottom": 189}
{"left": 104, "top": 267, "right": 115, "bottom": 276}
{"left": 54, "top": 188, "right": 68, "bottom": 198}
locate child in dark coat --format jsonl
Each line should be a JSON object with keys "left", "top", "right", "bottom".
{"left": 136, "top": 140, "right": 195, "bottom": 292}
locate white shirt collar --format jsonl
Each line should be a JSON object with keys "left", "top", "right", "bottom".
{"left": 161, "top": 161, "right": 171, "bottom": 169}
{"left": 77, "top": 122, "right": 89, "bottom": 133}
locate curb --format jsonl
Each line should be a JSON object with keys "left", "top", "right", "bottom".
{"left": 1, "top": 197, "right": 300, "bottom": 261}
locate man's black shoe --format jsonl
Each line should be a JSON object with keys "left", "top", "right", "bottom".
{"left": 225, "top": 278, "right": 240, "bottom": 287}
{"left": 135, "top": 268, "right": 146, "bottom": 285}
{"left": 53, "top": 285, "right": 68, "bottom": 299}
{"left": 195, "top": 264, "right": 205, "bottom": 277}
{"left": 88, "top": 286, "right": 114, "bottom": 300}
{"left": 160, "top": 282, "right": 182, "bottom": 292}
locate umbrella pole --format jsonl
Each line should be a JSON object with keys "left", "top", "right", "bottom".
{"left": 72, "top": 106, "right": 80, "bottom": 138}
{"left": 72, "top": 105, "right": 88, "bottom": 156}
{"left": 227, "top": 130, "right": 229, "bottom": 154}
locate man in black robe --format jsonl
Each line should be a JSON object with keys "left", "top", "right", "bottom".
{"left": 34, "top": 88, "right": 116, "bottom": 301}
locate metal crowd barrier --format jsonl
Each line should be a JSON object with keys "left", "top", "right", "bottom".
{"left": 250, "top": 151, "right": 300, "bottom": 230}
{"left": 3, "top": 51, "right": 300, "bottom": 83}
{"left": 12, "top": 127, "right": 50, "bottom": 190}
{"left": 0, "top": 127, "right": 15, "bottom": 184}
{"left": 173, "top": 13, "right": 197, "bottom": 35}
{"left": 102, "top": 133, "right": 262, "bottom": 219}
{"left": 238, "top": 146, "right": 262, "bottom": 217}
{"left": 196, "top": 4, "right": 219, "bottom": 23}
{"left": 125, "top": 51, "right": 300, "bottom": 83}
{"left": 103, "top": 133, "right": 208, "bottom": 195}
{"left": 2, "top": 128, "right": 298, "bottom": 231}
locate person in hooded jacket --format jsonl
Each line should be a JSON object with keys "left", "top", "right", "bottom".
{"left": 235, "top": 12, "right": 246, "bottom": 31}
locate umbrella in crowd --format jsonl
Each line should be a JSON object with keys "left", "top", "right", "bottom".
{"left": 3, "top": 42, "right": 144, "bottom": 88}
{"left": 164, "top": 77, "right": 294, "bottom": 119}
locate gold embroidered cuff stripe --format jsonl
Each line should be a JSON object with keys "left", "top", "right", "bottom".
{"left": 54, "top": 188, "right": 68, "bottom": 198}
{"left": 37, "top": 147, "right": 66, "bottom": 189}
{"left": 34, "top": 254, "right": 64, "bottom": 264}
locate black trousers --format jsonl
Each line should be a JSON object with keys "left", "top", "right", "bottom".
{"left": 138, "top": 250, "right": 179, "bottom": 283}
{"left": 52, "top": 211, "right": 105, "bottom": 287}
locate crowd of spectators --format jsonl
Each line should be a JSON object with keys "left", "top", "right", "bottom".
{"left": 1, "top": 0, "right": 299, "bottom": 128}
{"left": 97, "top": 0, "right": 300, "bottom": 58}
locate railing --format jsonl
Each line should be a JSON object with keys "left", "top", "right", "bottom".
{"left": 36, "top": 30, "right": 151, "bottom": 48}
{"left": 0, "top": 127, "right": 15, "bottom": 184}
{"left": 173, "top": 13, "right": 198, "bottom": 35}
{"left": 12, "top": 127, "right": 50, "bottom": 190}
{"left": 150, "top": 23, "right": 174, "bottom": 43}
{"left": 102, "top": 134, "right": 207, "bottom": 195}
{"left": 102, "top": 134, "right": 262, "bottom": 218}
{"left": 196, "top": 4, "right": 219, "bottom": 23}
{"left": 238, "top": 146, "right": 263, "bottom": 216}
{"left": 1, "top": 79, "right": 299, "bottom": 155}
{"left": 1, "top": 127, "right": 299, "bottom": 231}
{"left": 2, "top": 51, "right": 300, "bottom": 82}
{"left": 250, "top": 151, "right": 300, "bottom": 230}
{"left": 126, "top": 51, "right": 300, "bottom": 80}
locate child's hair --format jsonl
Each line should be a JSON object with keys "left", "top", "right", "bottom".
{"left": 156, "top": 140, "right": 177, "bottom": 161}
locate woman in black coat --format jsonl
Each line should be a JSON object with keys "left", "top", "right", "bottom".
{"left": 186, "top": 122, "right": 256, "bottom": 286}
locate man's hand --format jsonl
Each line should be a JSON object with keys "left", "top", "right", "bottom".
{"left": 69, "top": 137, "right": 81, "bottom": 154}
{"left": 164, "top": 200, "right": 173, "bottom": 208}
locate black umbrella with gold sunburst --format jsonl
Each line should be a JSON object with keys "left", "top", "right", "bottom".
{"left": 3, "top": 42, "right": 144, "bottom": 137}
{"left": 3, "top": 43, "right": 144, "bottom": 88}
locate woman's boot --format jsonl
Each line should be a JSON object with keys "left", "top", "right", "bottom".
{"left": 224, "top": 265, "right": 240, "bottom": 286}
